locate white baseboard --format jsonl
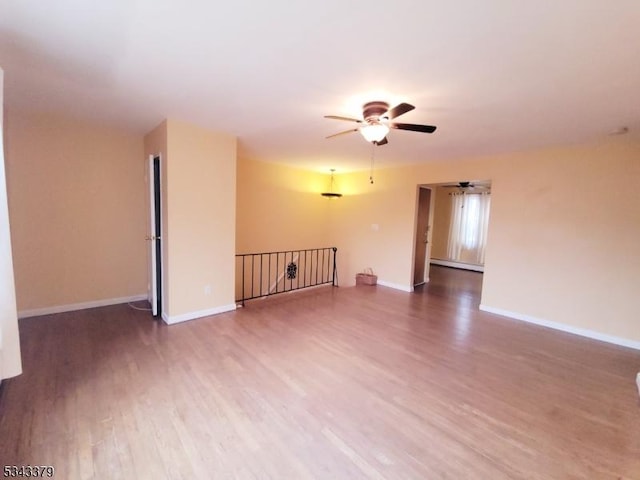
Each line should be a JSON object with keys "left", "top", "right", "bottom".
{"left": 162, "top": 303, "right": 237, "bottom": 325}
{"left": 479, "top": 304, "right": 640, "bottom": 351}
{"left": 377, "top": 280, "right": 413, "bottom": 293}
{"left": 18, "top": 294, "right": 148, "bottom": 319}
{"left": 430, "top": 259, "right": 484, "bottom": 272}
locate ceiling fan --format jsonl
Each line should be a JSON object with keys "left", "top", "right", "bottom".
{"left": 325, "top": 101, "right": 437, "bottom": 145}
{"left": 443, "top": 181, "right": 490, "bottom": 191}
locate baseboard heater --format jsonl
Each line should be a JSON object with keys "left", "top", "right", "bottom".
{"left": 430, "top": 258, "right": 484, "bottom": 272}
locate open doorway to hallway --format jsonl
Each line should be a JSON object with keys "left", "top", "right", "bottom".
{"left": 412, "top": 180, "right": 491, "bottom": 296}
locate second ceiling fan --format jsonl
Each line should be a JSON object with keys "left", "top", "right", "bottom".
{"left": 325, "top": 101, "right": 436, "bottom": 145}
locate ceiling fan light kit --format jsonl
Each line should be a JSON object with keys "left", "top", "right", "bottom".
{"left": 360, "top": 123, "right": 389, "bottom": 143}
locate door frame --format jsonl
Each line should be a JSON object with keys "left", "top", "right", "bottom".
{"left": 415, "top": 181, "right": 492, "bottom": 299}
{"left": 412, "top": 185, "right": 434, "bottom": 287}
{"left": 148, "top": 154, "right": 163, "bottom": 317}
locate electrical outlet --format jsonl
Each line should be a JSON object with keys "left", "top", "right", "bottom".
{"left": 204, "top": 285, "right": 212, "bottom": 296}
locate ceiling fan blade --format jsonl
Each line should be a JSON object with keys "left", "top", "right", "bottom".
{"left": 385, "top": 103, "right": 415, "bottom": 120}
{"left": 374, "top": 137, "right": 389, "bottom": 146}
{"left": 326, "top": 128, "right": 359, "bottom": 139}
{"left": 391, "top": 122, "right": 437, "bottom": 133}
{"left": 324, "top": 115, "right": 363, "bottom": 123}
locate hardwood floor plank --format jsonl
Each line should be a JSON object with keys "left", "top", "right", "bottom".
{"left": 1, "top": 266, "right": 639, "bottom": 479}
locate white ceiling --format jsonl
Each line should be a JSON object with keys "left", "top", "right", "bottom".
{"left": 1, "top": 0, "right": 639, "bottom": 172}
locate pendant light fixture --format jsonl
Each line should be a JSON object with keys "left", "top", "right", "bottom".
{"left": 321, "top": 169, "right": 342, "bottom": 198}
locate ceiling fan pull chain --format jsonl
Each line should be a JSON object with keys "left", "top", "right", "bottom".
{"left": 370, "top": 143, "right": 375, "bottom": 184}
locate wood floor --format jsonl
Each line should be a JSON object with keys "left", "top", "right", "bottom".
{"left": 1, "top": 266, "right": 639, "bottom": 479}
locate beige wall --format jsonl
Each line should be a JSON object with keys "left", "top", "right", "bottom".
{"left": 0, "top": 67, "right": 22, "bottom": 379}
{"left": 235, "top": 158, "right": 335, "bottom": 300}
{"left": 431, "top": 186, "right": 452, "bottom": 260}
{"left": 158, "top": 119, "right": 237, "bottom": 320}
{"left": 236, "top": 157, "right": 331, "bottom": 253}
{"left": 329, "top": 167, "right": 423, "bottom": 291}
{"left": 330, "top": 137, "right": 640, "bottom": 342}
{"left": 480, "top": 140, "right": 640, "bottom": 341}
{"left": 5, "top": 109, "right": 147, "bottom": 312}
{"left": 6, "top": 111, "right": 235, "bottom": 323}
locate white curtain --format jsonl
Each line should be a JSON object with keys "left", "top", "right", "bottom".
{"left": 447, "top": 192, "right": 491, "bottom": 265}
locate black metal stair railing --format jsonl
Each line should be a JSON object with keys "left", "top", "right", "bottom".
{"left": 235, "top": 247, "right": 337, "bottom": 305}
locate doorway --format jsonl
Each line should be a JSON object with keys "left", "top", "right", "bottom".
{"left": 414, "top": 180, "right": 491, "bottom": 302}
{"left": 413, "top": 186, "right": 432, "bottom": 287}
{"left": 430, "top": 181, "right": 491, "bottom": 272}
{"left": 148, "top": 155, "right": 162, "bottom": 317}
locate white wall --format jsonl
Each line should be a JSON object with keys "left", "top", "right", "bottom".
{"left": 0, "top": 67, "right": 22, "bottom": 379}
